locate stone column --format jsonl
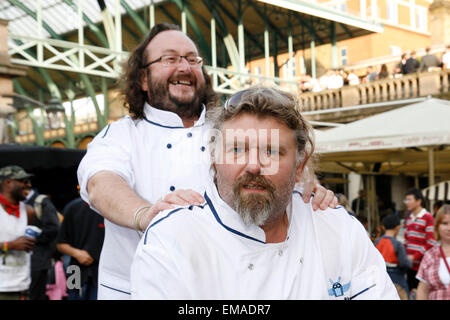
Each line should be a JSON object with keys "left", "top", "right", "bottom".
{"left": 0, "top": 19, "right": 27, "bottom": 143}
{"left": 429, "top": 0, "right": 450, "bottom": 45}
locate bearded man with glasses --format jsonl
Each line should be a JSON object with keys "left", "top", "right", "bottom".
{"left": 78, "top": 23, "right": 337, "bottom": 299}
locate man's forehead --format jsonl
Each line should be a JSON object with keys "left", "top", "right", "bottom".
{"left": 146, "top": 30, "right": 198, "bottom": 54}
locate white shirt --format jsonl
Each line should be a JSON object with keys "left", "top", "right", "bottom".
{"left": 131, "top": 183, "right": 399, "bottom": 300}
{"left": 77, "top": 103, "right": 212, "bottom": 299}
{"left": 442, "top": 51, "right": 450, "bottom": 69}
{"left": 0, "top": 202, "right": 30, "bottom": 292}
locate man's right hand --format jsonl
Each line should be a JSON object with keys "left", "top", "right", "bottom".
{"left": 9, "top": 236, "right": 36, "bottom": 252}
{"left": 74, "top": 249, "right": 94, "bottom": 266}
{"left": 139, "top": 189, "right": 205, "bottom": 231}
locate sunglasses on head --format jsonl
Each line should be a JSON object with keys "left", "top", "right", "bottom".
{"left": 223, "top": 89, "right": 252, "bottom": 110}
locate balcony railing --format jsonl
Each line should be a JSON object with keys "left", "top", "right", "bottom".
{"left": 298, "top": 69, "right": 450, "bottom": 112}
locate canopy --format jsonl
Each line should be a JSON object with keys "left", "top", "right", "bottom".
{"left": 422, "top": 180, "right": 450, "bottom": 201}
{"left": 315, "top": 98, "right": 450, "bottom": 177}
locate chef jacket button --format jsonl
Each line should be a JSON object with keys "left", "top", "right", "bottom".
{"left": 278, "top": 250, "right": 283, "bottom": 256}
{"left": 188, "top": 205, "right": 194, "bottom": 210}
{"left": 187, "top": 132, "right": 192, "bottom": 138}
{"left": 201, "top": 146, "right": 206, "bottom": 152}
{"left": 299, "top": 257, "right": 304, "bottom": 264}
{"left": 167, "top": 143, "right": 172, "bottom": 149}
{"left": 170, "top": 186, "right": 175, "bottom": 191}
{"left": 248, "top": 263, "right": 254, "bottom": 270}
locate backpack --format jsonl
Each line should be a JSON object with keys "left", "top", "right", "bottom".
{"left": 34, "top": 194, "right": 64, "bottom": 223}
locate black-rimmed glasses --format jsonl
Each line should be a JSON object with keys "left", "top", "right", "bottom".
{"left": 141, "top": 54, "right": 203, "bottom": 69}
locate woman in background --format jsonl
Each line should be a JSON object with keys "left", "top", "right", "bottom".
{"left": 416, "top": 204, "right": 450, "bottom": 299}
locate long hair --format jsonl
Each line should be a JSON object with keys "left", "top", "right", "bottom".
{"left": 118, "top": 23, "right": 218, "bottom": 119}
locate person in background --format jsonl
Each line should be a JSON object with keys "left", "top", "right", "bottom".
{"left": 433, "top": 201, "right": 444, "bottom": 217}
{"left": 346, "top": 71, "right": 360, "bottom": 86}
{"left": 375, "top": 214, "right": 412, "bottom": 299}
{"left": 403, "top": 188, "right": 436, "bottom": 297}
{"left": 404, "top": 51, "right": 420, "bottom": 74}
{"left": 24, "top": 186, "right": 60, "bottom": 300}
{"left": 56, "top": 197, "right": 104, "bottom": 300}
{"left": 442, "top": 45, "right": 450, "bottom": 69}
{"left": 336, "top": 193, "right": 355, "bottom": 216}
{"left": 416, "top": 205, "right": 450, "bottom": 300}
{"left": 419, "top": 47, "right": 440, "bottom": 72}
{"left": 365, "top": 66, "right": 378, "bottom": 82}
{"left": 0, "top": 165, "right": 36, "bottom": 300}
{"left": 376, "top": 64, "right": 389, "bottom": 80}
{"left": 351, "top": 189, "right": 366, "bottom": 217}
{"left": 394, "top": 53, "right": 408, "bottom": 76}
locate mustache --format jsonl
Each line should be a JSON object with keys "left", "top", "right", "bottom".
{"left": 232, "top": 173, "right": 275, "bottom": 195}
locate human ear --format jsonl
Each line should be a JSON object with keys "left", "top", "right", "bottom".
{"left": 295, "top": 161, "right": 307, "bottom": 183}
{"left": 140, "top": 69, "right": 149, "bottom": 92}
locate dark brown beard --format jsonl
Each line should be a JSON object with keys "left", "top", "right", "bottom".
{"left": 147, "top": 69, "right": 205, "bottom": 119}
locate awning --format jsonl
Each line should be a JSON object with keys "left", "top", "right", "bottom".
{"left": 422, "top": 181, "right": 450, "bottom": 201}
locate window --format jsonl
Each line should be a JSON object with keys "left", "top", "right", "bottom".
{"left": 254, "top": 66, "right": 261, "bottom": 75}
{"left": 340, "top": 47, "right": 348, "bottom": 66}
{"left": 390, "top": 45, "right": 402, "bottom": 56}
{"left": 387, "top": 1, "right": 398, "bottom": 24}
{"left": 415, "top": 7, "right": 427, "bottom": 31}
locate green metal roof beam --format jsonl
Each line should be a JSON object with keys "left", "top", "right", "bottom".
{"left": 172, "top": 0, "right": 211, "bottom": 65}
{"left": 159, "top": 6, "right": 180, "bottom": 25}
{"left": 340, "top": 22, "right": 353, "bottom": 38}
{"left": 13, "top": 79, "right": 45, "bottom": 146}
{"left": 63, "top": 0, "right": 109, "bottom": 47}
{"left": 214, "top": 0, "right": 266, "bottom": 54}
{"left": 120, "top": 0, "right": 149, "bottom": 35}
{"left": 292, "top": 15, "right": 324, "bottom": 45}
{"left": 246, "top": 1, "right": 289, "bottom": 48}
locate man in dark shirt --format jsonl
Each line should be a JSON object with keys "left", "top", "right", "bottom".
{"left": 404, "top": 51, "right": 420, "bottom": 74}
{"left": 419, "top": 47, "right": 440, "bottom": 72}
{"left": 24, "top": 188, "right": 60, "bottom": 300}
{"left": 56, "top": 197, "right": 104, "bottom": 300}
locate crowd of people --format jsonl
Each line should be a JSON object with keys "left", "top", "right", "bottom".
{"left": 336, "top": 187, "right": 450, "bottom": 300}
{"left": 1, "top": 23, "right": 449, "bottom": 301}
{"left": 0, "top": 166, "right": 104, "bottom": 300}
{"left": 298, "top": 44, "right": 450, "bottom": 93}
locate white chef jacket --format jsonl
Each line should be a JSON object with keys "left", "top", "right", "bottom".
{"left": 131, "top": 183, "right": 399, "bottom": 300}
{"left": 77, "top": 103, "right": 212, "bottom": 299}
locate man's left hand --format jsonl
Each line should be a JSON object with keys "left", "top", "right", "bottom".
{"left": 302, "top": 183, "right": 338, "bottom": 211}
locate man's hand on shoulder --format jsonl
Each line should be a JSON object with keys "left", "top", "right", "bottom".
{"left": 140, "top": 189, "right": 205, "bottom": 230}
{"left": 302, "top": 183, "right": 338, "bottom": 211}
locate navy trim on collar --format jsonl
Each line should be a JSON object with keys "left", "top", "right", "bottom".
{"left": 143, "top": 203, "right": 207, "bottom": 244}
{"left": 204, "top": 192, "right": 265, "bottom": 244}
{"left": 143, "top": 116, "right": 185, "bottom": 129}
{"left": 101, "top": 124, "right": 111, "bottom": 138}
{"left": 100, "top": 283, "right": 131, "bottom": 295}
{"left": 143, "top": 116, "right": 206, "bottom": 129}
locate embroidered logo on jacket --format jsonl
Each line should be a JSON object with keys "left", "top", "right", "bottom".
{"left": 328, "top": 277, "right": 351, "bottom": 297}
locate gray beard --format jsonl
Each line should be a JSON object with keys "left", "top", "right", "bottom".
{"left": 234, "top": 194, "right": 276, "bottom": 227}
